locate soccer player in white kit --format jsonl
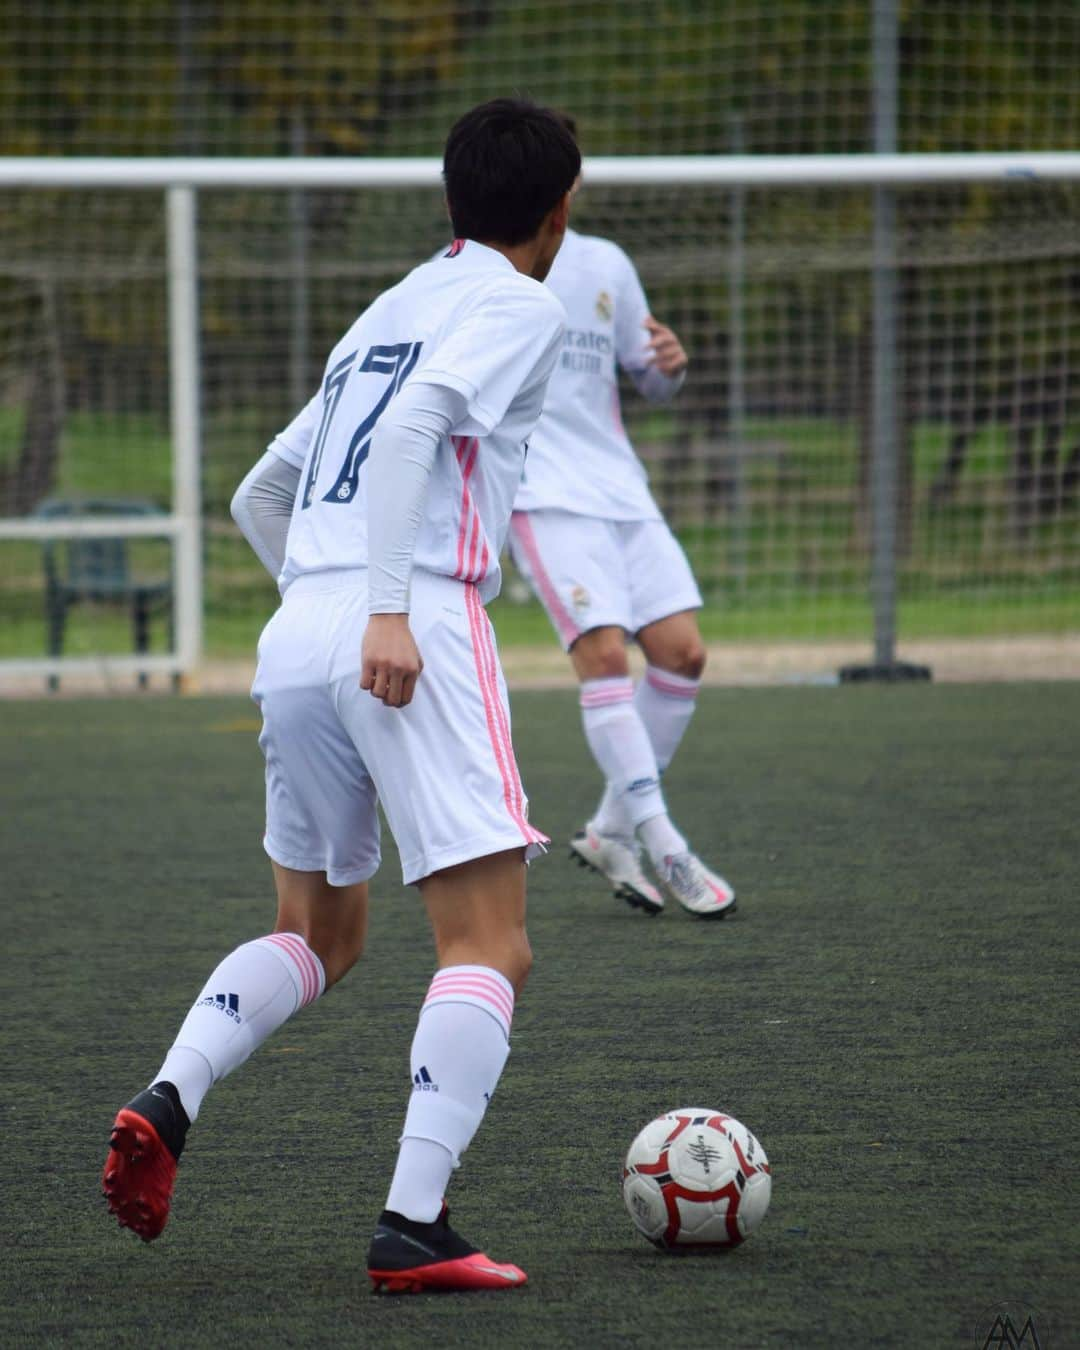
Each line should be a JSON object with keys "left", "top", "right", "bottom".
{"left": 101, "top": 99, "right": 580, "bottom": 1293}
{"left": 508, "top": 113, "right": 735, "bottom": 920}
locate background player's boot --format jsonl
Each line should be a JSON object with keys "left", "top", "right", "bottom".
{"left": 570, "top": 822, "right": 664, "bottom": 914}
{"left": 102, "top": 1081, "right": 189, "bottom": 1241}
{"left": 659, "top": 852, "right": 737, "bottom": 919}
{"left": 367, "top": 1207, "right": 527, "bottom": 1293}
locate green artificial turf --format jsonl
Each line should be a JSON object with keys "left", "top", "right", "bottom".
{"left": 1, "top": 685, "right": 1077, "bottom": 1347}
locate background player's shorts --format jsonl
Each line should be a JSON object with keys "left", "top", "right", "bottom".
{"left": 508, "top": 509, "right": 703, "bottom": 651}
{"left": 251, "top": 568, "right": 547, "bottom": 887}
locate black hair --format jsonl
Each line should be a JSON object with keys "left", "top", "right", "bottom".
{"left": 443, "top": 98, "right": 581, "bottom": 247}
{"left": 549, "top": 110, "right": 579, "bottom": 144}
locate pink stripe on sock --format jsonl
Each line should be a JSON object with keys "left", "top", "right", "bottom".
{"left": 510, "top": 511, "right": 579, "bottom": 646}
{"left": 267, "top": 934, "right": 314, "bottom": 1006}
{"left": 426, "top": 979, "right": 514, "bottom": 1031}
{"left": 428, "top": 968, "right": 514, "bottom": 1011}
{"left": 260, "top": 935, "right": 309, "bottom": 1005}
{"left": 427, "top": 974, "right": 515, "bottom": 1023}
{"left": 580, "top": 690, "right": 634, "bottom": 708}
{"left": 279, "top": 933, "right": 320, "bottom": 1005}
{"left": 581, "top": 678, "right": 635, "bottom": 710}
{"left": 425, "top": 986, "right": 514, "bottom": 1030}
{"left": 645, "top": 668, "right": 700, "bottom": 700}
{"left": 263, "top": 932, "right": 322, "bottom": 1007}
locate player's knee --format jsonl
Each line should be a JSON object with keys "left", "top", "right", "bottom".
{"left": 574, "top": 629, "right": 630, "bottom": 680}
{"left": 660, "top": 639, "right": 706, "bottom": 681}
{"left": 680, "top": 641, "right": 707, "bottom": 681}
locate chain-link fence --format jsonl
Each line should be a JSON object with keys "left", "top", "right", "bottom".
{"left": 1, "top": 3, "right": 1078, "bottom": 674}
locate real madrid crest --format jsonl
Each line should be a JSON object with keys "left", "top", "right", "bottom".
{"left": 595, "top": 290, "right": 613, "bottom": 322}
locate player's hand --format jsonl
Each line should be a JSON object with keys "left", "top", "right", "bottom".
{"left": 644, "top": 315, "right": 688, "bottom": 377}
{"left": 360, "top": 613, "right": 423, "bottom": 708}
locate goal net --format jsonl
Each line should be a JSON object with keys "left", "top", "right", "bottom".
{"left": 1, "top": 3, "right": 1078, "bottom": 683}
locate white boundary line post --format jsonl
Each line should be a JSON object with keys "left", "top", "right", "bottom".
{"left": 166, "top": 185, "right": 203, "bottom": 689}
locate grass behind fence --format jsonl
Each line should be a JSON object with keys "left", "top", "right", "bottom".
{"left": 1, "top": 410, "right": 1078, "bottom": 661}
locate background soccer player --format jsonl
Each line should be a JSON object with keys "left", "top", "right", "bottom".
{"left": 102, "top": 98, "right": 579, "bottom": 1293}
{"left": 507, "top": 112, "right": 735, "bottom": 920}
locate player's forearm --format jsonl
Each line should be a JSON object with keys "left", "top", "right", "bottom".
{"left": 230, "top": 448, "right": 301, "bottom": 579}
{"left": 366, "top": 382, "right": 466, "bottom": 613}
{"left": 631, "top": 363, "right": 687, "bottom": 404}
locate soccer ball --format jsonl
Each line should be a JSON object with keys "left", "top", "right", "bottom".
{"left": 621, "top": 1108, "right": 771, "bottom": 1249}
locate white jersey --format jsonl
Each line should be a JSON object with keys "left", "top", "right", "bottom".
{"left": 272, "top": 240, "right": 566, "bottom": 604}
{"left": 515, "top": 229, "right": 667, "bottom": 522}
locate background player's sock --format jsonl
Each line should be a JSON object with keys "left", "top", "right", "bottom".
{"left": 591, "top": 668, "right": 700, "bottom": 850}
{"left": 638, "top": 812, "right": 689, "bottom": 866}
{"left": 579, "top": 677, "right": 673, "bottom": 835}
{"left": 152, "top": 932, "right": 325, "bottom": 1122}
{"left": 634, "top": 665, "right": 701, "bottom": 771}
{"left": 590, "top": 782, "right": 629, "bottom": 839}
{"left": 385, "top": 966, "right": 514, "bottom": 1223}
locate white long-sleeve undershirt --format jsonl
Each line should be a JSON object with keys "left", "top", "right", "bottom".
{"left": 366, "top": 381, "right": 468, "bottom": 613}
{"left": 630, "top": 363, "right": 686, "bottom": 403}
{"left": 230, "top": 448, "right": 301, "bottom": 580}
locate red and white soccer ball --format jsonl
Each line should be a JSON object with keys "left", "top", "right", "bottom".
{"left": 621, "top": 1108, "right": 772, "bottom": 1249}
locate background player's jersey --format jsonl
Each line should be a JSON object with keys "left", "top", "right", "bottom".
{"left": 515, "top": 229, "right": 664, "bottom": 522}
{"left": 272, "top": 241, "right": 565, "bottom": 603}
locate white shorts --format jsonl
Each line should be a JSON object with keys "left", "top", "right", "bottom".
{"left": 508, "top": 510, "right": 703, "bottom": 651}
{"left": 251, "top": 568, "right": 547, "bottom": 887}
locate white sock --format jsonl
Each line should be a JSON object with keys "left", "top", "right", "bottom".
{"left": 639, "top": 812, "right": 689, "bottom": 866}
{"left": 580, "top": 677, "right": 669, "bottom": 831}
{"left": 591, "top": 668, "right": 700, "bottom": 848}
{"left": 385, "top": 965, "right": 514, "bottom": 1223}
{"left": 153, "top": 932, "right": 326, "bottom": 1122}
{"left": 636, "top": 665, "right": 701, "bottom": 771}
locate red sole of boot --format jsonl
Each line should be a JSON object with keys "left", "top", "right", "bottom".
{"left": 369, "top": 1253, "right": 528, "bottom": 1293}
{"left": 102, "top": 1108, "right": 177, "bottom": 1242}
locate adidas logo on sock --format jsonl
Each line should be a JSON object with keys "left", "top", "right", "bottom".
{"left": 197, "top": 991, "right": 242, "bottom": 1022}
{"left": 412, "top": 1065, "right": 438, "bottom": 1092}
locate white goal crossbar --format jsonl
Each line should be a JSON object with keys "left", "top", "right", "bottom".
{"left": 2, "top": 153, "right": 1079, "bottom": 687}
{"left": 1, "top": 152, "right": 1079, "bottom": 189}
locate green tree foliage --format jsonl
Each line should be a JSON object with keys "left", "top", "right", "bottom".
{"left": 0, "top": 1, "right": 491, "bottom": 156}
{"left": 0, "top": 2, "right": 1077, "bottom": 521}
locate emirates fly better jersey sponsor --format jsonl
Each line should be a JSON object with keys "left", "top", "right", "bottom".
{"left": 273, "top": 241, "right": 566, "bottom": 603}
{"left": 515, "top": 229, "right": 664, "bottom": 522}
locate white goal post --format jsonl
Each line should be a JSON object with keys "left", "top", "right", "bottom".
{"left": 1, "top": 151, "right": 1078, "bottom": 688}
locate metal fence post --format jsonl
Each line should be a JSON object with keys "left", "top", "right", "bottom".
{"left": 728, "top": 114, "right": 749, "bottom": 594}
{"left": 166, "top": 184, "right": 204, "bottom": 686}
{"left": 841, "top": 0, "right": 930, "bottom": 681}
{"left": 289, "top": 110, "right": 311, "bottom": 409}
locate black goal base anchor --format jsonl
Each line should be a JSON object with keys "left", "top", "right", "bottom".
{"left": 838, "top": 660, "right": 933, "bottom": 684}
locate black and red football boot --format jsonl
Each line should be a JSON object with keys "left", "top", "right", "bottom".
{"left": 102, "top": 1081, "right": 189, "bottom": 1242}
{"left": 367, "top": 1206, "right": 527, "bottom": 1293}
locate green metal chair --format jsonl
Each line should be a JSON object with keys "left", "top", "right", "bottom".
{"left": 34, "top": 497, "right": 174, "bottom": 691}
